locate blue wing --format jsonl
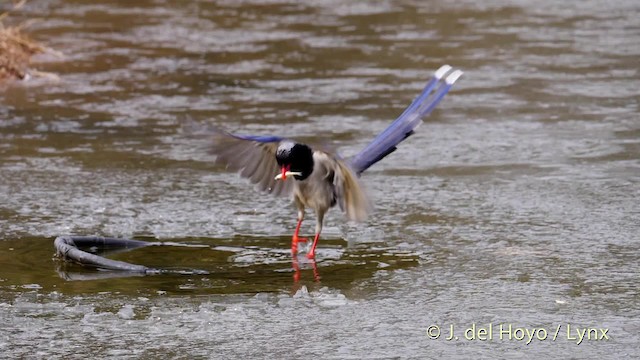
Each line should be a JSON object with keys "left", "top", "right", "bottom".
{"left": 229, "top": 134, "right": 285, "bottom": 143}
{"left": 208, "top": 129, "right": 293, "bottom": 196}
{"left": 349, "top": 65, "right": 463, "bottom": 175}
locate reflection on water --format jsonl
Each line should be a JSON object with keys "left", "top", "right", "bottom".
{"left": 0, "top": 236, "right": 419, "bottom": 296}
{"left": 1, "top": 0, "right": 639, "bottom": 358}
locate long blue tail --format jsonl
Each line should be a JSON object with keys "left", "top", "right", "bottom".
{"left": 349, "top": 65, "right": 463, "bottom": 175}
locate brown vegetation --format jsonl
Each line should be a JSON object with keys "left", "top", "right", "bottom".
{"left": 0, "top": 0, "right": 52, "bottom": 81}
{"left": 0, "top": 25, "right": 46, "bottom": 80}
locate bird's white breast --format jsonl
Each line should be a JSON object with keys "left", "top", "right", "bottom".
{"left": 292, "top": 151, "right": 336, "bottom": 211}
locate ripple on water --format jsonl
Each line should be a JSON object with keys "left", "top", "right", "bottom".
{"left": 1, "top": 0, "right": 639, "bottom": 357}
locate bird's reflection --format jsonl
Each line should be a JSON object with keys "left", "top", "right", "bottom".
{"left": 292, "top": 255, "right": 320, "bottom": 283}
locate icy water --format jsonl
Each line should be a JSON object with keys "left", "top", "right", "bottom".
{"left": 1, "top": 0, "right": 639, "bottom": 358}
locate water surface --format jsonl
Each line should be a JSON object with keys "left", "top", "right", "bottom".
{"left": 1, "top": 0, "right": 638, "bottom": 358}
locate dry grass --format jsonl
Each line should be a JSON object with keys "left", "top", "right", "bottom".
{"left": 0, "top": 25, "right": 45, "bottom": 80}
{"left": 0, "top": 0, "right": 55, "bottom": 81}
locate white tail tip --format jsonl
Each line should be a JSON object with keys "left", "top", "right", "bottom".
{"left": 445, "top": 70, "right": 463, "bottom": 85}
{"left": 434, "top": 65, "right": 452, "bottom": 79}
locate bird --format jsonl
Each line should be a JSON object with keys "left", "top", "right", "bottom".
{"left": 208, "top": 65, "right": 462, "bottom": 259}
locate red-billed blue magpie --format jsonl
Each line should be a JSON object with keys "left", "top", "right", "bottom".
{"left": 209, "top": 65, "right": 462, "bottom": 258}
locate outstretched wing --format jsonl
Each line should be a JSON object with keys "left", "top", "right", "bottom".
{"left": 349, "top": 65, "right": 463, "bottom": 175}
{"left": 209, "top": 129, "right": 293, "bottom": 197}
{"left": 333, "top": 157, "right": 371, "bottom": 222}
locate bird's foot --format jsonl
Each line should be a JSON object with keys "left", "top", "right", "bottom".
{"left": 291, "top": 235, "right": 308, "bottom": 254}
{"left": 305, "top": 233, "right": 321, "bottom": 259}
{"left": 293, "top": 235, "right": 308, "bottom": 243}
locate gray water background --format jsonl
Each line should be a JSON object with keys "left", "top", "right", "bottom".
{"left": 0, "top": 0, "right": 638, "bottom": 358}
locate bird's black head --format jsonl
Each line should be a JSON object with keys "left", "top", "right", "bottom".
{"left": 275, "top": 142, "right": 314, "bottom": 181}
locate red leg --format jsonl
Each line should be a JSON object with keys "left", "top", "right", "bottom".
{"left": 306, "top": 233, "right": 321, "bottom": 259}
{"left": 291, "top": 218, "right": 308, "bottom": 255}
